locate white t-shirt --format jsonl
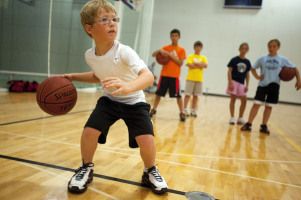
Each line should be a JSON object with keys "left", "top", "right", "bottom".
{"left": 85, "top": 41, "right": 148, "bottom": 105}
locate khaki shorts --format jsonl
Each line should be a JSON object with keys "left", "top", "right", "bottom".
{"left": 185, "top": 80, "right": 203, "bottom": 96}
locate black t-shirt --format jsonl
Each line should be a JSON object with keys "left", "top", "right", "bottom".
{"left": 227, "top": 56, "right": 251, "bottom": 84}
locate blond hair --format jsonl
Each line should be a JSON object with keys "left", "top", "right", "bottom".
{"left": 80, "top": 0, "right": 116, "bottom": 36}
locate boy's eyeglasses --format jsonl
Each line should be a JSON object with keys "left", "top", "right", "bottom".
{"left": 95, "top": 17, "right": 120, "bottom": 25}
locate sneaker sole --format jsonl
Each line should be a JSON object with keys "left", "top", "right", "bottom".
{"left": 141, "top": 175, "right": 168, "bottom": 195}
{"left": 241, "top": 129, "right": 251, "bottom": 132}
{"left": 68, "top": 176, "right": 93, "bottom": 194}
{"left": 260, "top": 130, "right": 270, "bottom": 135}
{"left": 241, "top": 126, "right": 252, "bottom": 131}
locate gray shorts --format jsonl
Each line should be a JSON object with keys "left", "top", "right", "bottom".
{"left": 185, "top": 80, "right": 203, "bottom": 96}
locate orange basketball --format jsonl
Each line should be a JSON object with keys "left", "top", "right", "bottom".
{"left": 36, "top": 77, "right": 77, "bottom": 115}
{"left": 279, "top": 67, "right": 296, "bottom": 82}
{"left": 156, "top": 53, "right": 170, "bottom": 65}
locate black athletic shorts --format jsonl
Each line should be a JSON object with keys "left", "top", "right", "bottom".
{"left": 254, "top": 83, "right": 280, "bottom": 104}
{"left": 84, "top": 97, "right": 154, "bottom": 148}
{"left": 156, "top": 76, "right": 181, "bottom": 98}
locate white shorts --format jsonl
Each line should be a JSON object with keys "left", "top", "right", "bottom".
{"left": 185, "top": 80, "right": 203, "bottom": 96}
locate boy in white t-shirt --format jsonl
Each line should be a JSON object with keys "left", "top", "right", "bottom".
{"left": 64, "top": 0, "right": 168, "bottom": 195}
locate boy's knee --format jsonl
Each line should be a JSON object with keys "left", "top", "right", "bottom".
{"left": 240, "top": 96, "right": 247, "bottom": 100}
{"left": 83, "top": 127, "right": 101, "bottom": 138}
{"left": 136, "top": 134, "right": 154, "bottom": 145}
{"left": 253, "top": 101, "right": 263, "bottom": 108}
{"left": 265, "top": 104, "right": 273, "bottom": 109}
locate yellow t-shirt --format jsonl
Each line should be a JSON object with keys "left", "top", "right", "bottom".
{"left": 186, "top": 54, "right": 208, "bottom": 82}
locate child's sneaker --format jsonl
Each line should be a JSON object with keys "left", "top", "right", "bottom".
{"left": 241, "top": 123, "right": 252, "bottom": 131}
{"left": 260, "top": 124, "right": 270, "bottom": 134}
{"left": 237, "top": 118, "right": 245, "bottom": 125}
{"left": 142, "top": 166, "right": 168, "bottom": 194}
{"left": 179, "top": 112, "right": 186, "bottom": 122}
{"left": 68, "top": 163, "right": 94, "bottom": 193}
{"left": 190, "top": 111, "right": 197, "bottom": 118}
{"left": 229, "top": 117, "right": 236, "bottom": 125}
{"left": 149, "top": 109, "right": 156, "bottom": 118}
{"left": 184, "top": 109, "right": 190, "bottom": 117}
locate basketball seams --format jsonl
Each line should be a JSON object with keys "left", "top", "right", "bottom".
{"left": 37, "top": 78, "right": 51, "bottom": 103}
{"left": 42, "top": 84, "right": 76, "bottom": 102}
{"left": 36, "top": 77, "right": 77, "bottom": 115}
{"left": 279, "top": 67, "right": 296, "bottom": 82}
{"left": 38, "top": 100, "right": 77, "bottom": 105}
{"left": 44, "top": 101, "right": 76, "bottom": 115}
{"left": 40, "top": 100, "right": 76, "bottom": 115}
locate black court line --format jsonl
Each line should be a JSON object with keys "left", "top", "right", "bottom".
{"left": 0, "top": 154, "right": 186, "bottom": 196}
{"left": 0, "top": 109, "right": 92, "bottom": 126}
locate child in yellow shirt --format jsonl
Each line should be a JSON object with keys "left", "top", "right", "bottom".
{"left": 184, "top": 41, "right": 208, "bottom": 117}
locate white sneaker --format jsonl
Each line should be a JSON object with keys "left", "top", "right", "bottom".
{"left": 68, "top": 163, "right": 94, "bottom": 193}
{"left": 184, "top": 109, "right": 190, "bottom": 117}
{"left": 229, "top": 117, "right": 236, "bottom": 125}
{"left": 190, "top": 111, "right": 197, "bottom": 118}
{"left": 142, "top": 166, "right": 168, "bottom": 194}
{"left": 237, "top": 118, "right": 245, "bottom": 125}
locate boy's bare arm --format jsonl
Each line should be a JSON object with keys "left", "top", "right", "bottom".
{"left": 195, "top": 62, "right": 208, "bottom": 69}
{"left": 64, "top": 71, "right": 100, "bottom": 83}
{"left": 102, "top": 68, "right": 154, "bottom": 96}
{"left": 227, "top": 68, "right": 234, "bottom": 90}
{"left": 251, "top": 68, "right": 264, "bottom": 80}
{"left": 187, "top": 63, "right": 196, "bottom": 69}
{"left": 129, "top": 68, "right": 154, "bottom": 92}
{"left": 295, "top": 68, "right": 301, "bottom": 90}
{"left": 168, "top": 53, "right": 183, "bottom": 66}
{"left": 152, "top": 49, "right": 160, "bottom": 57}
{"left": 245, "top": 72, "right": 250, "bottom": 91}
{"left": 227, "top": 68, "right": 233, "bottom": 83}
{"left": 246, "top": 72, "right": 250, "bottom": 86}
{"left": 152, "top": 49, "right": 169, "bottom": 57}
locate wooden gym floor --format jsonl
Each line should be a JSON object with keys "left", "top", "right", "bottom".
{"left": 0, "top": 91, "right": 301, "bottom": 200}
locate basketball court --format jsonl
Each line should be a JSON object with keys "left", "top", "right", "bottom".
{"left": 1, "top": 0, "right": 301, "bottom": 200}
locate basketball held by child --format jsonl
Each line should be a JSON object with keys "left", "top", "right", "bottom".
{"left": 279, "top": 67, "right": 296, "bottom": 81}
{"left": 156, "top": 52, "right": 170, "bottom": 65}
{"left": 36, "top": 76, "right": 77, "bottom": 115}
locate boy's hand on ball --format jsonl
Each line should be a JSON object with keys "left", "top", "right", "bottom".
{"left": 102, "top": 77, "right": 132, "bottom": 96}
{"left": 63, "top": 74, "right": 73, "bottom": 81}
{"left": 295, "top": 81, "right": 301, "bottom": 91}
{"left": 159, "top": 49, "right": 169, "bottom": 57}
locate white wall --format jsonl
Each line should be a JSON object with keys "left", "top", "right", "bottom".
{"left": 150, "top": 0, "right": 301, "bottom": 103}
